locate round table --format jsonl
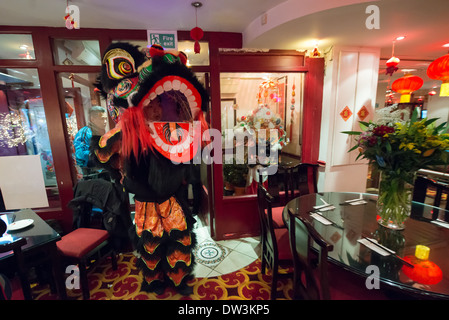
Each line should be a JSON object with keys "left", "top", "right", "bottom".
{"left": 282, "top": 192, "right": 449, "bottom": 299}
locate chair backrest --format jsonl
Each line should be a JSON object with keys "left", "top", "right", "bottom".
{"left": 0, "top": 237, "right": 29, "bottom": 299}
{"left": 287, "top": 208, "right": 333, "bottom": 300}
{"left": 283, "top": 163, "right": 319, "bottom": 203}
{"left": 413, "top": 175, "right": 449, "bottom": 211}
{"left": 257, "top": 183, "right": 278, "bottom": 268}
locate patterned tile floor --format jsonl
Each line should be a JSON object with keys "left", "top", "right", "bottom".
{"left": 191, "top": 216, "right": 261, "bottom": 278}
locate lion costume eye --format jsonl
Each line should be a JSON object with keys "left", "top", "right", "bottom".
{"left": 103, "top": 48, "right": 136, "bottom": 80}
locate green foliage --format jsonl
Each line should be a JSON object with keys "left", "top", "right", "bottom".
{"left": 342, "top": 109, "right": 449, "bottom": 178}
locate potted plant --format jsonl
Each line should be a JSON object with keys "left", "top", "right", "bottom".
{"left": 225, "top": 162, "right": 248, "bottom": 195}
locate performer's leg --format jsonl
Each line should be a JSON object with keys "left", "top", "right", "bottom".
{"left": 159, "top": 197, "right": 196, "bottom": 294}
{"left": 133, "top": 200, "right": 167, "bottom": 294}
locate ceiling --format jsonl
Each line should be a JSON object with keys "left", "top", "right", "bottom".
{"left": 0, "top": 0, "right": 448, "bottom": 92}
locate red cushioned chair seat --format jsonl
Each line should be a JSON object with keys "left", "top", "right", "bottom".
{"left": 266, "top": 207, "right": 286, "bottom": 229}
{"left": 275, "top": 228, "right": 292, "bottom": 260}
{"left": 57, "top": 228, "right": 109, "bottom": 259}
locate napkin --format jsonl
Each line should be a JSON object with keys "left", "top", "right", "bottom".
{"left": 310, "top": 213, "right": 333, "bottom": 225}
{"left": 357, "top": 238, "right": 392, "bottom": 256}
{"left": 431, "top": 219, "right": 449, "bottom": 229}
{"left": 349, "top": 200, "right": 367, "bottom": 206}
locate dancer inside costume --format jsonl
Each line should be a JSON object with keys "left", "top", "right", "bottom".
{"left": 92, "top": 42, "right": 209, "bottom": 294}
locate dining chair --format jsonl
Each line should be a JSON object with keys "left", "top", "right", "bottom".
{"left": 282, "top": 163, "right": 319, "bottom": 204}
{"left": 413, "top": 175, "right": 449, "bottom": 212}
{"left": 257, "top": 168, "right": 286, "bottom": 229}
{"left": 287, "top": 208, "right": 389, "bottom": 300}
{"left": 56, "top": 228, "right": 117, "bottom": 300}
{"left": 257, "top": 183, "right": 292, "bottom": 300}
{"left": 287, "top": 208, "right": 332, "bottom": 299}
{"left": 0, "top": 237, "right": 31, "bottom": 300}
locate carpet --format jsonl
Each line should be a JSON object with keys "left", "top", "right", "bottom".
{"left": 33, "top": 252, "right": 294, "bottom": 300}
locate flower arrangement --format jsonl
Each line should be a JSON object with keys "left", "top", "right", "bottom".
{"left": 343, "top": 107, "right": 449, "bottom": 229}
{"left": 344, "top": 108, "right": 449, "bottom": 173}
{"left": 236, "top": 104, "right": 289, "bottom": 151}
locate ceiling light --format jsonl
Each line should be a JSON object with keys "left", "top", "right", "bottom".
{"left": 395, "top": 36, "right": 406, "bottom": 41}
{"left": 442, "top": 43, "right": 449, "bottom": 48}
{"left": 19, "top": 45, "right": 28, "bottom": 50}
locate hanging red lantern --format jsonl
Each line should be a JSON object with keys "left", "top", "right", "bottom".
{"left": 427, "top": 53, "right": 449, "bottom": 97}
{"left": 190, "top": 26, "right": 203, "bottom": 54}
{"left": 386, "top": 56, "right": 400, "bottom": 76}
{"left": 392, "top": 74, "right": 423, "bottom": 103}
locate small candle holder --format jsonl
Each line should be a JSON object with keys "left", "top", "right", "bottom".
{"left": 415, "top": 245, "right": 430, "bottom": 260}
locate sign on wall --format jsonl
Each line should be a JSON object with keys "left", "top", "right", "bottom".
{"left": 147, "top": 30, "right": 178, "bottom": 50}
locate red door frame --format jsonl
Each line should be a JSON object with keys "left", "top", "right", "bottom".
{"left": 209, "top": 50, "right": 324, "bottom": 240}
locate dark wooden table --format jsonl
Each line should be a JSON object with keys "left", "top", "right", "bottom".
{"left": 283, "top": 192, "right": 449, "bottom": 299}
{"left": 0, "top": 209, "right": 66, "bottom": 299}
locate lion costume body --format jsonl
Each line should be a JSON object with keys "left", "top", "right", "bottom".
{"left": 92, "top": 42, "right": 208, "bottom": 294}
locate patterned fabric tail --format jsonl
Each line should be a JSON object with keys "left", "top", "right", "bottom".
{"left": 132, "top": 197, "right": 196, "bottom": 293}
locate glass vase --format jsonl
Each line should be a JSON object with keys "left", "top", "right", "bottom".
{"left": 376, "top": 170, "right": 415, "bottom": 230}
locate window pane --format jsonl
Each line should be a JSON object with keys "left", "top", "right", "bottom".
{"left": 59, "top": 72, "right": 110, "bottom": 181}
{"left": 0, "top": 68, "right": 59, "bottom": 209}
{"left": 0, "top": 34, "right": 35, "bottom": 60}
{"left": 53, "top": 39, "right": 101, "bottom": 65}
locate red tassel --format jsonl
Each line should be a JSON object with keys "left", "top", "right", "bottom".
{"left": 194, "top": 41, "right": 201, "bottom": 54}
{"left": 120, "top": 107, "right": 154, "bottom": 161}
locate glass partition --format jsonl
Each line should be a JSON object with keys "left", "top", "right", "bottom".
{"left": 0, "top": 68, "right": 59, "bottom": 209}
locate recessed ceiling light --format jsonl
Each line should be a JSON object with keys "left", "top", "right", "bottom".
{"left": 19, "top": 45, "right": 28, "bottom": 50}
{"left": 442, "top": 43, "right": 449, "bottom": 48}
{"left": 395, "top": 36, "right": 406, "bottom": 41}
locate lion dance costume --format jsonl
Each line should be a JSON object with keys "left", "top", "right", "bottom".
{"left": 92, "top": 42, "right": 208, "bottom": 294}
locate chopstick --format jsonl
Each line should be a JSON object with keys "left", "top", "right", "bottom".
{"left": 363, "top": 237, "right": 414, "bottom": 268}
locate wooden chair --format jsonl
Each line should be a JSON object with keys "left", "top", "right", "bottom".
{"left": 0, "top": 237, "right": 31, "bottom": 300}
{"left": 257, "top": 183, "right": 292, "bottom": 300}
{"left": 413, "top": 175, "right": 449, "bottom": 213}
{"left": 287, "top": 208, "right": 388, "bottom": 300}
{"left": 56, "top": 228, "right": 117, "bottom": 300}
{"left": 264, "top": 163, "right": 319, "bottom": 229}
{"left": 282, "top": 163, "right": 319, "bottom": 204}
{"left": 287, "top": 208, "right": 332, "bottom": 300}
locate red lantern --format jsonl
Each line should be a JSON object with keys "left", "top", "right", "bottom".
{"left": 427, "top": 53, "right": 449, "bottom": 96}
{"left": 190, "top": 27, "right": 203, "bottom": 54}
{"left": 392, "top": 74, "right": 423, "bottom": 103}
{"left": 401, "top": 256, "right": 443, "bottom": 285}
